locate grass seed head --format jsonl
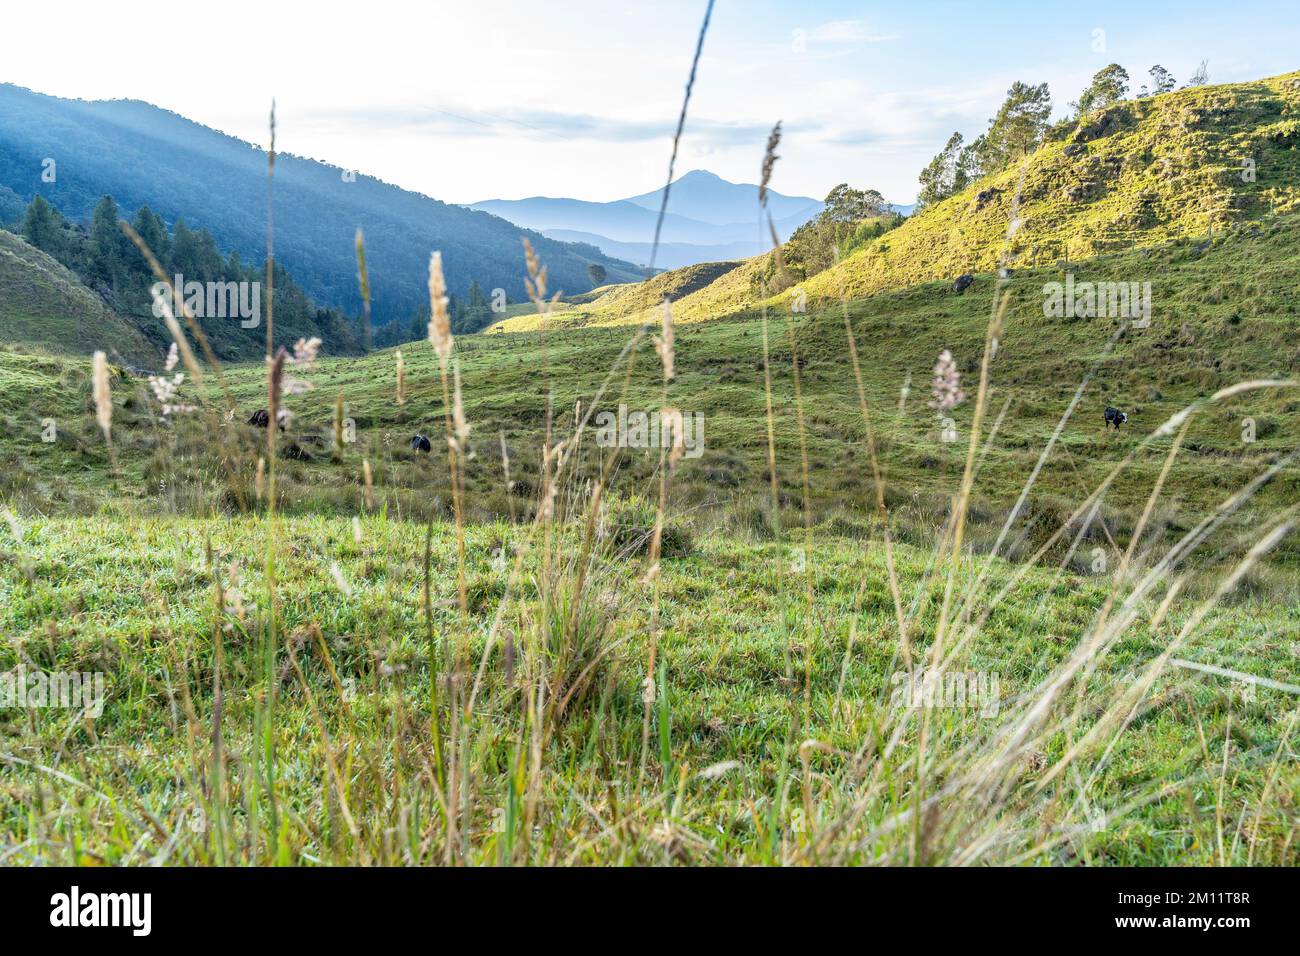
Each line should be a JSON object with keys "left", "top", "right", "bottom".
{"left": 522, "top": 238, "right": 548, "bottom": 304}
{"left": 427, "top": 251, "right": 453, "bottom": 370}
{"left": 655, "top": 298, "right": 675, "bottom": 381}
{"left": 362, "top": 459, "right": 375, "bottom": 511}
{"left": 452, "top": 361, "right": 470, "bottom": 448}
{"left": 355, "top": 228, "right": 371, "bottom": 305}
{"left": 929, "top": 349, "right": 966, "bottom": 414}
{"left": 92, "top": 350, "right": 112, "bottom": 442}
{"left": 760, "top": 121, "right": 782, "bottom": 208}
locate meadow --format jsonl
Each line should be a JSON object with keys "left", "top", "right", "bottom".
{"left": 2, "top": 212, "right": 1299, "bottom": 864}
{"left": 4, "top": 40, "right": 1300, "bottom": 866}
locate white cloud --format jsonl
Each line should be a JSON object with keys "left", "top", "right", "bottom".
{"left": 1, "top": 0, "right": 1294, "bottom": 208}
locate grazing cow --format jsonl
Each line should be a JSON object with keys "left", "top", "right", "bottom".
{"left": 1104, "top": 406, "right": 1129, "bottom": 430}
{"left": 410, "top": 434, "right": 432, "bottom": 453}
{"left": 247, "top": 408, "right": 288, "bottom": 430}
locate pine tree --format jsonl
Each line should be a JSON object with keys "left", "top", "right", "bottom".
{"left": 167, "top": 219, "right": 224, "bottom": 279}
{"left": 410, "top": 305, "right": 429, "bottom": 342}
{"left": 959, "top": 134, "right": 987, "bottom": 182}
{"left": 978, "top": 82, "right": 1052, "bottom": 172}
{"left": 131, "top": 205, "right": 171, "bottom": 263}
{"left": 918, "top": 132, "right": 971, "bottom": 207}
{"left": 451, "top": 280, "right": 493, "bottom": 334}
{"left": 90, "top": 195, "right": 130, "bottom": 284}
{"left": 20, "top": 195, "right": 64, "bottom": 254}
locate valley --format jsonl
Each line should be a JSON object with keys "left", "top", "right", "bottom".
{"left": 2, "top": 60, "right": 1299, "bottom": 869}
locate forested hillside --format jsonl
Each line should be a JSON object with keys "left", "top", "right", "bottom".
{"left": 0, "top": 84, "right": 641, "bottom": 330}
{"left": 0, "top": 226, "right": 155, "bottom": 363}
{"left": 6, "top": 194, "right": 363, "bottom": 363}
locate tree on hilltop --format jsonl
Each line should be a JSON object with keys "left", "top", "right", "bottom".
{"left": 1072, "top": 64, "right": 1130, "bottom": 116}
{"left": 1148, "top": 65, "right": 1176, "bottom": 94}
{"left": 969, "top": 81, "right": 1053, "bottom": 173}
{"left": 782, "top": 184, "right": 899, "bottom": 279}
{"left": 822, "top": 183, "right": 889, "bottom": 223}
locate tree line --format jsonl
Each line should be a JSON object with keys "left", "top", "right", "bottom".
{"left": 13, "top": 193, "right": 507, "bottom": 360}
{"left": 917, "top": 61, "right": 1211, "bottom": 208}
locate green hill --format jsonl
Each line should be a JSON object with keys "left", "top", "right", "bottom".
{"left": 0, "top": 228, "right": 156, "bottom": 364}
{"left": 497, "top": 69, "right": 1300, "bottom": 333}
{"left": 800, "top": 69, "right": 1300, "bottom": 306}
{"left": 6, "top": 209, "right": 1298, "bottom": 568}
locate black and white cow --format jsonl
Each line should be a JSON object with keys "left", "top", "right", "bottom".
{"left": 247, "top": 408, "right": 288, "bottom": 430}
{"left": 1104, "top": 406, "right": 1129, "bottom": 430}
{"left": 410, "top": 434, "right": 433, "bottom": 453}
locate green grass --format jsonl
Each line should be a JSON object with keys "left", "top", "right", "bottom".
{"left": 3, "top": 514, "right": 1296, "bottom": 864}
{"left": 3, "top": 68, "right": 1300, "bottom": 866}
{"left": 2, "top": 235, "right": 1299, "bottom": 862}
{"left": 10, "top": 210, "right": 1295, "bottom": 567}
{"left": 0, "top": 230, "right": 155, "bottom": 363}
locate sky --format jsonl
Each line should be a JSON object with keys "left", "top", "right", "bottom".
{"left": 4, "top": 0, "right": 1299, "bottom": 205}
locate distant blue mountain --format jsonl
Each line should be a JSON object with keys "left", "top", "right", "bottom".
{"left": 622, "top": 169, "right": 821, "bottom": 227}
{"left": 471, "top": 170, "right": 913, "bottom": 269}
{"left": 468, "top": 196, "right": 719, "bottom": 245}
{"left": 471, "top": 170, "right": 823, "bottom": 250}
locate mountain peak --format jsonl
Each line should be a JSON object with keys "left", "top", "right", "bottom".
{"left": 674, "top": 169, "right": 726, "bottom": 183}
{"left": 467, "top": 168, "right": 827, "bottom": 269}
{"left": 623, "top": 170, "right": 820, "bottom": 226}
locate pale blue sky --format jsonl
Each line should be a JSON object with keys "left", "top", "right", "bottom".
{"left": 4, "top": 0, "right": 1298, "bottom": 204}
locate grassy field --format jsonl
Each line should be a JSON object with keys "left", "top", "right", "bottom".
{"left": 4, "top": 64, "right": 1300, "bottom": 866}
{"left": 3, "top": 217, "right": 1300, "bottom": 864}
{"left": 8, "top": 212, "right": 1299, "bottom": 565}
{"left": 3, "top": 514, "right": 1297, "bottom": 865}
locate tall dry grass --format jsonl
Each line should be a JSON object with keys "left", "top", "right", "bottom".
{"left": 8, "top": 0, "right": 1299, "bottom": 867}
